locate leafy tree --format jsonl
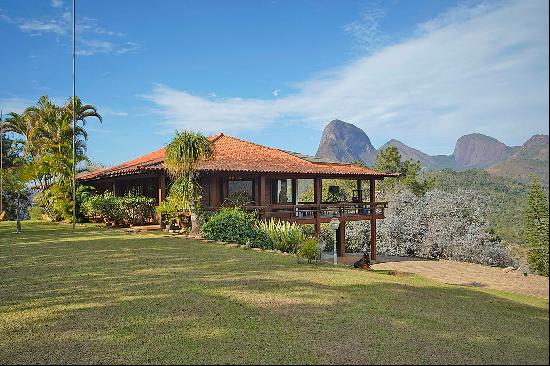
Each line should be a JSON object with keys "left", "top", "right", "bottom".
{"left": 2, "top": 164, "right": 33, "bottom": 232}
{"left": 374, "top": 147, "right": 401, "bottom": 174}
{"left": 1, "top": 134, "right": 25, "bottom": 219}
{"left": 164, "top": 131, "right": 213, "bottom": 235}
{"left": 525, "top": 178, "right": 549, "bottom": 276}
{"left": 3, "top": 96, "right": 101, "bottom": 222}
{"left": 374, "top": 147, "right": 433, "bottom": 196}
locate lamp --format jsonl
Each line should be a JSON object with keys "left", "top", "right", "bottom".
{"left": 330, "top": 216, "right": 340, "bottom": 265}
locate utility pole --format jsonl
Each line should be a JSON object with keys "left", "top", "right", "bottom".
{"left": 72, "top": 0, "right": 77, "bottom": 230}
{"left": 1, "top": 109, "right": 3, "bottom": 215}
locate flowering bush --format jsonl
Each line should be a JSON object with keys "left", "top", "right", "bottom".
{"left": 375, "top": 189, "right": 513, "bottom": 267}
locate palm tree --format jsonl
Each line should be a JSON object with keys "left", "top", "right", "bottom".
{"left": 3, "top": 95, "right": 101, "bottom": 221}
{"left": 164, "top": 131, "right": 213, "bottom": 235}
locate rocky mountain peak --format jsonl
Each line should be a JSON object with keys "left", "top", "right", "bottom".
{"left": 453, "top": 133, "right": 512, "bottom": 168}
{"left": 315, "top": 119, "right": 377, "bottom": 165}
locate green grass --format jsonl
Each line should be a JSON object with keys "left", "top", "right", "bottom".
{"left": 0, "top": 221, "right": 548, "bottom": 365}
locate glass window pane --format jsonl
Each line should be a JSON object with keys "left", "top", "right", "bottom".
{"left": 228, "top": 180, "right": 254, "bottom": 202}
{"left": 272, "top": 179, "right": 293, "bottom": 204}
{"left": 297, "top": 179, "right": 314, "bottom": 203}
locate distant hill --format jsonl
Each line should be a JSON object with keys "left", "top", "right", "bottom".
{"left": 315, "top": 119, "right": 377, "bottom": 164}
{"left": 314, "top": 119, "right": 548, "bottom": 184}
{"left": 487, "top": 134, "right": 549, "bottom": 185}
{"left": 453, "top": 133, "right": 518, "bottom": 168}
{"left": 380, "top": 139, "right": 457, "bottom": 170}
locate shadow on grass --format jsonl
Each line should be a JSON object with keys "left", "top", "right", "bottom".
{"left": 0, "top": 222, "right": 548, "bottom": 364}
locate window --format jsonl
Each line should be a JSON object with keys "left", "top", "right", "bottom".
{"left": 228, "top": 180, "right": 254, "bottom": 203}
{"left": 271, "top": 179, "right": 293, "bottom": 204}
{"left": 297, "top": 179, "right": 314, "bottom": 203}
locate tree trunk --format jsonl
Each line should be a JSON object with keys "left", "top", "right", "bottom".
{"left": 189, "top": 201, "right": 200, "bottom": 236}
{"left": 15, "top": 193, "right": 21, "bottom": 234}
{"left": 189, "top": 173, "right": 201, "bottom": 236}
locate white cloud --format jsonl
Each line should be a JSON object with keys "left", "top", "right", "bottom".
{"left": 0, "top": 8, "right": 137, "bottom": 56}
{"left": 144, "top": 0, "right": 549, "bottom": 153}
{"left": 99, "top": 107, "right": 128, "bottom": 118}
{"left": 272, "top": 89, "right": 280, "bottom": 97}
{"left": 77, "top": 39, "right": 139, "bottom": 56}
{"left": 343, "top": 5, "right": 387, "bottom": 53}
{"left": 50, "top": 0, "right": 63, "bottom": 8}
{"left": 19, "top": 18, "right": 66, "bottom": 35}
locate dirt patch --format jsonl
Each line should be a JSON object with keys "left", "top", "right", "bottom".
{"left": 371, "top": 257, "right": 549, "bottom": 298}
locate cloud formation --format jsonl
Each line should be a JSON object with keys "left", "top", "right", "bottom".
{"left": 343, "top": 5, "right": 387, "bottom": 53}
{"left": 144, "top": 0, "right": 548, "bottom": 153}
{"left": 50, "top": 0, "right": 63, "bottom": 9}
{"left": 0, "top": 6, "right": 137, "bottom": 56}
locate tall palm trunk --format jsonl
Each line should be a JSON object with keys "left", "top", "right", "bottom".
{"left": 189, "top": 172, "right": 201, "bottom": 236}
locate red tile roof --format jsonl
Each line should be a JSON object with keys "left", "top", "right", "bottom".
{"left": 78, "top": 133, "right": 396, "bottom": 181}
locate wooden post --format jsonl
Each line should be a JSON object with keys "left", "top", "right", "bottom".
{"left": 158, "top": 174, "right": 166, "bottom": 204}
{"left": 369, "top": 178, "right": 377, "bottom": 261}
{"left": 259, "top": 176, "right": 267, "bottom": 219}
{"left": 112, "top": 180, "right": 117, "bottom": 195}
{"left": 222, "top": 178, "right": 228, "bottom": 202}
{"left": 158, "top": 175, "right": 166, "bottom": 228}
{"left": 210, "top": 177, "right": 221, "bottom": 208}
{"left": 336, "top": 221, "right": 346, "bottom": 257}
{"left": 314, "top": 177, "right": 322, "bottom": 236}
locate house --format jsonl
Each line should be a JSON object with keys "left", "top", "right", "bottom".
{"left": 78, "top": 133, "right": 397, "bottom": 260}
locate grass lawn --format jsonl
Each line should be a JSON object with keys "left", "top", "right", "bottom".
{"left": 1, "top": 221, "right": 548, "bottom": 365}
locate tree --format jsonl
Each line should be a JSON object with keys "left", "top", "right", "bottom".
{"left": 164, "top": 131, "right": 213, "bottom": 235}
{"left": 374, "top": 147, "right": 433, "bottom": 196}
{"left": 3, "top": 96, "right": 101, "bottom": 222}
{"left": 525, "top": 178, "right": 549, "bottom": 276}
{"left": 3, "top": 165, "right": 32, "bottom": 233}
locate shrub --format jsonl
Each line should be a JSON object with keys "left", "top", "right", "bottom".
{"left": 202, "top": 207, "right": 269, "bottom": 247}
{"left": 258, "top": 218, "right": 303, "bottom": 253}
{"left": 297, "top": 238, "right": 321, "bottom": 263}
{"left": 157, "top": 195, "right": 190, "bottom": 228}
{"left": 83, "top": 193, "right": 156, "bottom": 226}
{"left": 121, "top": 194, "right": 156, "bottom": 226}
{"left": 75, "top": 185, "right": 96, "bottom": 222}
{"left": 28, "top": 206, "right": 45, "bottom": 221}
{"left": 84, "top": 193, "right": 123, "bottom": 225}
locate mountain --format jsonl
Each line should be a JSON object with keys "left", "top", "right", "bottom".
{"left": 314, "top": 119, "right": 548, "bottom": 184}
{"left": 487, "top": 134, "right": 549, "bottom": 185}
{"left": 315, "top": 119, "right": 377, "bottom": 164}
{"left": 380, "top": 139, "right": 457, "bottom": 170}
{"left": 453, "top": 133, "right": 517, "bottom": 168}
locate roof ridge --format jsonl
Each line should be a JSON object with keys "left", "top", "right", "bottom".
{"left": 219, "top": 134, "right": 323, "bottom": 166}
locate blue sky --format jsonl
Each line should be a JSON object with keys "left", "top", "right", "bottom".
{"left": 1, "top": 0, "right": 548, "bottom": 166}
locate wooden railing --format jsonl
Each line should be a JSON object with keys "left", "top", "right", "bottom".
{"left": 201, "top": 201, "right": 388, "bottom": 221}
{"left": 263, "top": 202, "right": 387, "bottom": 221}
